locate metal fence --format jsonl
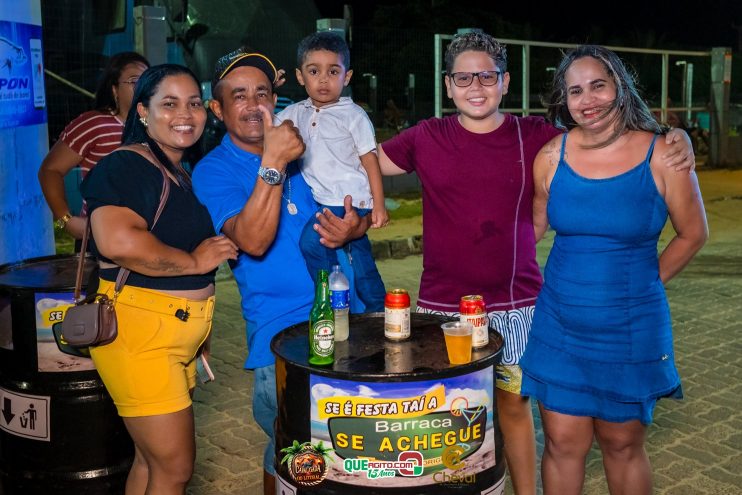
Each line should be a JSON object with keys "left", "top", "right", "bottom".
{"left": 347, "top": 26, "right": 737, "bottom": 165}
{"left": 348, "top": 27, "right": 728, "bottom": 127}
{"left": 433, "top": 36, "right": 713, "bottom": 123}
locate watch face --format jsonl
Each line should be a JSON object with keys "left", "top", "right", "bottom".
{"left": 264, "top": 168, "right": 281, "bottom": 184}
{"left": 260, "top": 167, "right": 284, "bottom": 185}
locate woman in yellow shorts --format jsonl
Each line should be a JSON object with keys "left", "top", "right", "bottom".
{"left": 80, "top": 64, "right": 238, "bottom": 494}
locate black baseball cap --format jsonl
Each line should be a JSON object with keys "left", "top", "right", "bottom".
{"left": 211, "top": 48, "right": 278, "bottom": 93}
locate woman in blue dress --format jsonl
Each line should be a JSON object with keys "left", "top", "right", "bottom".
{"left": 521, "top": 45, "right": 708, "bottom": 495}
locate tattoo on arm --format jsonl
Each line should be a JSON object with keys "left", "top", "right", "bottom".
{"left": 140, "top": 258, "right": 185, "bottom": 274}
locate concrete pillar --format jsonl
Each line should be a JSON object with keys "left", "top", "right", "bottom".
{"left": 710, "top": 47, "right": 732, "bottom": 167}
{"left": 133, "top": 5, "right": 168, "bottom": 66}
{"left": 0, "top": 0, "right": 55, "bottom": 265}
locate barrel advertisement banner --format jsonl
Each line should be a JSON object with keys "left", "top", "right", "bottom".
{"left": 306, "top": 366, "right": 496, "bottom": 489}
{"left": 35, "top": 292, "right": 95, "bottom": 372}
{"left": 0, "top": 20, "right": 46, "bottom": 129}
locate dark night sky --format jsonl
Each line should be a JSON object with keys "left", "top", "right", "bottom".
{"left": 315, "top": 1, "right": 742, "bottom": 52}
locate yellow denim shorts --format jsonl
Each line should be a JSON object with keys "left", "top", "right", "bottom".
{"left": 90, "top": 279, "right": 215, "bottom": 417}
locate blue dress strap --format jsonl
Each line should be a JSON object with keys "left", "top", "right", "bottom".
{"left": 645, "top": 134, "right": 660, "bottom": 163}
{"left": 559, "top": 133, "right": 568, "bottom": 163}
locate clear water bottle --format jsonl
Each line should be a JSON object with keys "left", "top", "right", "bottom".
{"left": 329, "top": 264, "right": 350, "bottom": 342}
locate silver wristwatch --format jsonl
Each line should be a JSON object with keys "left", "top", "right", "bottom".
{"left": 258, "top": 166, "right": 286, "bottom": 185}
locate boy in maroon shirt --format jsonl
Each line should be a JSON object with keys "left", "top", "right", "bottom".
{"left": 379, "top": 32, "right": 694, "bottom": 494}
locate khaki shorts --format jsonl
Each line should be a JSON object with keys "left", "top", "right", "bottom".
{"left": 495, "top": 364, "right": 523, "bottom": 394}
{"left": 90, "top": 279, "right": 214, "bottom": 417}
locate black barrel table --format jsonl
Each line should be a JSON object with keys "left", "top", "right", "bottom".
{"left": 271, "top": 313, "right": 506, "bottom": 494}
{"left": 0, "top": 255, "right": 133, "bottom": 494}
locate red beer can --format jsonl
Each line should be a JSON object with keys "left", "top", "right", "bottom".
{"left": 384, "top": 289, "right": 411, "bottom": 340}
{"left": 460, "top": 295, "right": 489, "bottom": 348}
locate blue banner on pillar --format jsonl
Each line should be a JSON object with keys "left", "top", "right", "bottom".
{"left": 0, "top": 20, "right": 46, "bottom": 129}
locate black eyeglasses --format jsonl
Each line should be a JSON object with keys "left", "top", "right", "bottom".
{"left": 449, "top": 71, "right": 501, "bottom": 87}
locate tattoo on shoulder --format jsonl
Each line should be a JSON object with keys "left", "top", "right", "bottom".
{"left": 540, "top": 141, "right": 561, "bottom": 168}
{"left": 541, "top": 141, "right": 557, "bottom": 154}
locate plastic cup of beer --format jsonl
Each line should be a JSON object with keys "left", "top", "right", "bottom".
{"left": 441, "top": 321, "right": 473, "bottom": 365}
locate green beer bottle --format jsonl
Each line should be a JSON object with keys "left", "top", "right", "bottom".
{"left": 309, "top": 269, "right": 335, "bottom": 365}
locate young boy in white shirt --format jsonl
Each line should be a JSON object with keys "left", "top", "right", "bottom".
{"left": 278, "top": 31, "right": 387, "bottom": 311}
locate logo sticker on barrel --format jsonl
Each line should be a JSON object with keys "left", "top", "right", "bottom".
{"left": 280, "top": 440, "right": 332, "bottom": 487}
{"left": 433, "top": 444, "right": 477, "bottom": 485}
{"left": 0, "top": 387, "right": 50, "bottom": 441}
{"left": 342, "top": 450, "right": 424, "bottom": 478}
{"left": 442, "top": 444, "right": 466, "bottom": 469}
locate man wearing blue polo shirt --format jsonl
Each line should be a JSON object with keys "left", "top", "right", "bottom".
{"left": 192, "top": 48, "right": 370, "bottom": 495}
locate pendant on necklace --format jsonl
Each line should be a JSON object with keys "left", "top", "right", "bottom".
{"left": 286, "top": 202, "right": 298, "bottom": 215}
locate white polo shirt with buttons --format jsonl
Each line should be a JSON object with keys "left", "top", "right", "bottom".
{"left": 277, "top": 97, "right": 377, "bottom": 209}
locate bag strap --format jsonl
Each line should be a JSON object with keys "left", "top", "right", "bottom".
{"left": 73, "top": 152, "right": 172, "bottom": 301}
{"left": 73, "top": 217, "right": 91, "bottom": 301}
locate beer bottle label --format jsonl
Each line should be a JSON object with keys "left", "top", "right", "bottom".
{"left": 311, "top": 320, "right": 335, "bottom": 357}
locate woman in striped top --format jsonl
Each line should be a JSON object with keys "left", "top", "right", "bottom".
{"left": 39, "top": 51, "right": 149, "bottom": 239}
